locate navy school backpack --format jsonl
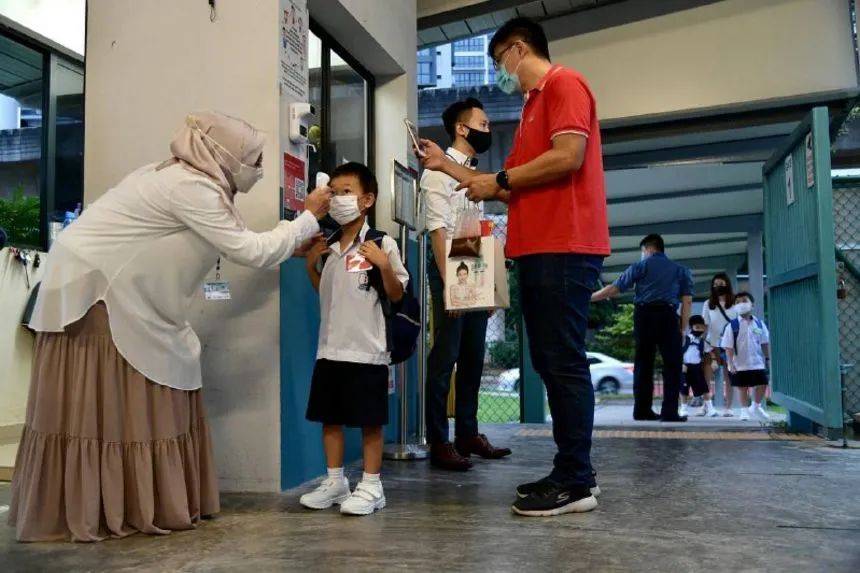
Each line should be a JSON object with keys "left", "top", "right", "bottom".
{"left": 323, "top": 228, "right": 420, "bottom": 365}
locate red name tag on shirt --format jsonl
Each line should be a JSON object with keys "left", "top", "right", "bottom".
{"left": 346, "top": 254, "right": 373, "bottom": 273}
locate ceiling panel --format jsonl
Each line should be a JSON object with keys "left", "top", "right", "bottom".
{"left": 610, "top": 232, "right": 748, "bottom": 251}
{"left": 607, "top": 189, "right": 762, "bottom": 227}
{"left": 605, "top": 162, "right": 763, "bottom": 199}
{"left": 542, "top": 0, "right": 574, "bottom": 15}
{"left": 441, "top": 20, "right": 472, "bottom": 38}
{"left": 491, "top": 8, "right": 518, "bottom": 26}
{"left": 418, "top": 27, "right": 449, "bottom": 44}
{"left": 604, "top": 240, "right": 749, "bottom": 269}
{"left": 466, "top": 14, "right": 498, "bottom": 33}
{"left": 516, "top": 1, "right": 547, "bottom": 18}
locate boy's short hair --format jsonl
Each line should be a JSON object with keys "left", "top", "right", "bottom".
{"left": 330, "top": 162, "right": 378, "bottom": 197}
{"left": 735, "top": 291, "right": 754, "bottom": 303}
{"left": 640, "top": 234, "right": 665, "bottom": 252}
{"left": 689, "top": 315, "right": 705, "bottom": 327}
{"left": 442, "top": 97, "right": 484, "bottom": 141}
{"left": 489, "top": 17, "right": 551, "bottom": 61}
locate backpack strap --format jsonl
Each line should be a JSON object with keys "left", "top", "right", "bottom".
{"left": 682, "top": 336, "right": 692, "bottom": 355}
{"left": 730, "top": 318, "right": 741, "bottom": 351}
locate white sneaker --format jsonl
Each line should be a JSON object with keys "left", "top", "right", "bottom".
{"left": 739, "top": 409, "right": 750, "bottom": 421}
{"left": 300, "top": 476, "right": 351, "bottom": 510}
{"left": 753, "top": 405, "right": 771, "bottom": 421}
{"left": 680, "top": 405, "right": 689, "bottom": 417}
{"left": 722, "top": 409, "right": 735, "bottom": 417}
{"left": 340, "top": 480, "right": 386, "bottom": 516}
{"left": 695, "top": 407, "right": 707, "bottom": 417}
{"left": 708, "top": 407, "right": 720, "bottom": 418}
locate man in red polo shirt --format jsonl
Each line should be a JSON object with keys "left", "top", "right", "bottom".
{"left": 419, "top": 17, "right": 610, "bottom": 518}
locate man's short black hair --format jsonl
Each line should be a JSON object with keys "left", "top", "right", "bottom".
{"left": 488, "top": 17, "right": 551, "bottom": 61}
{"left": 689, "top": 314, "right": 706, "bottom": 327}
{"left": 640, "top": 234, "right": 665, "bottom": 252}
{"left": 330, "top": 161, "right": 378, "bottom": 197}
{"left": 735, "top": 291, "right": 754, "bottom": 303}
{"left": 442, "top": 97, "right": 484, "bottom": 141}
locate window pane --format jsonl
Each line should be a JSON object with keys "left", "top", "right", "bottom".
{"left": 53, "top": 59, "right": 83, "bottom": 222}
{"left": 0, "top": 33, "right": 43, "bottom": 247}
{"left": 307, "top": 30, "right": 323, "bottom": 186}
{"left": 328, "top": 49, "right": 366, "bottom": 167}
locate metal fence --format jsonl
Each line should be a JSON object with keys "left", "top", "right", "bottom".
{"left": 833, "top": 179, "right": 860, "bottom": 430}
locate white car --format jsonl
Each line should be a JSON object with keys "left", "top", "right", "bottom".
{"left": 495, "top": 352, "right": 634, "bottom": 395}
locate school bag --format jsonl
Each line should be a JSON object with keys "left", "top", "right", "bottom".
{"left": 681, "top": 334, "right": 705, "bottom": 362}
{"left": 322, "top": 228, "right": 420, "bottom": 365}
{"left": 728, "top": 317, "right": 764, "bottom": 351}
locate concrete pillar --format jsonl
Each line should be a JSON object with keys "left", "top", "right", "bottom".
{"left": 747, "top": 230, "right": 765, "bottom": 317}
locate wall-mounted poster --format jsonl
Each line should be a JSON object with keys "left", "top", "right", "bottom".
{"left": 280, "top": 0, "right": 308, "bottom": 101}
{"left": 283, "top": 152, "right": 306, "bottom": 220}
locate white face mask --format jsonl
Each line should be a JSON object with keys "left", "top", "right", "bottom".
{"left": 330, "top": 195, "right": 361, "bottom": 225}
{"left": 735, "top": 301, "right": 753, "bottom": 315}
{"left": 232, "top": 163, "right": 264, "bottom": 194}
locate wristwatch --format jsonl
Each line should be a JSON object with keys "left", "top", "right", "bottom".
{"left": 496, "top": 170, "right": 511, "bottom": 190}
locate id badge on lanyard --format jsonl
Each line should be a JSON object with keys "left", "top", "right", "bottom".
{"left": 203, "top": 257, "right": 231, "bottom": 301}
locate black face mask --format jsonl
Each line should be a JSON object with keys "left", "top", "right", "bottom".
{"left": 712, "top": 285, "right": 728, "bottom": 296}
{"left": 465, "top": 127, "right": 492, "bottom": 154}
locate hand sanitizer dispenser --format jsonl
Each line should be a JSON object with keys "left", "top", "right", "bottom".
{"left": 289, "top": 102, "right": 316, "bottom": 145}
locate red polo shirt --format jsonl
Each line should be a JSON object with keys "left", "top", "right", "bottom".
{"left": 504, "top": 65, "right": 611, "bottom": 259}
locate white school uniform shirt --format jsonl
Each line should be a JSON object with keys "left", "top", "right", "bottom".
{"left": 702, "top": 300, "right": 739, "bottom": 348}
{"left": 421, "top": 146, "right": 483, "bottom": 236}
{"left": 682, "top": 333, "right": 707, "bottom": 365}
{"left": 720, "top": 315, "right": 770, "bottom": 371}
{"left": 317, "top": 221, "right": 410, "bottom": 365}
{"left": 29, "top": 162, "right": 320, "bottom": 390}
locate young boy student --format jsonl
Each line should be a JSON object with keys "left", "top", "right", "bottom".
{"left": 300, "top": 162, "right": 409, "bottom": 516}
{"left": 680, "top": 315, "right": 719, "bottom": 418}
{"left": 721, "top": 291, "right": 771, "bottom": 422}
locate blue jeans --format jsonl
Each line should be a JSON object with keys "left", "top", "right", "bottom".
{"left": 426, "top": 256, "right": 489, "bottom": 444}
{"left": 518, "top": 253, "right": 603, "bottom": 487}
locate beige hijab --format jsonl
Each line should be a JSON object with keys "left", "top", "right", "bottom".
{"left": 163, "top": 111, "right": 265, "bottom": 228}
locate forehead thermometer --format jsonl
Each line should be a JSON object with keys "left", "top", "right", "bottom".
{"left": 316, "top": 172, "right": 330, "bottom": 189}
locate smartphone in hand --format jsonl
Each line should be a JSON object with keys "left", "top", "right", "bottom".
{"left": 404, "top": 118, "right": 426, "bottom": 157}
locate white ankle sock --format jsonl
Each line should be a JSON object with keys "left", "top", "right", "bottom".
{"left": 705, "top": 400, "right": 714, "bottom": 408}
{"left": 327, "top": 467, "right": 344, "bottom": 480}
{"left": 362, "top": 472, "right": 381, "bottom": 484}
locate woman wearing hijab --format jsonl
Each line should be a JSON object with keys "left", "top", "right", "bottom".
{"left": 8, "top": 111, "right": 331, "bottom": 542}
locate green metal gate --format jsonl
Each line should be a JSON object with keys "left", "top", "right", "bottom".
{"left": 762, "top": 107, "right": 842, "bottom": 436}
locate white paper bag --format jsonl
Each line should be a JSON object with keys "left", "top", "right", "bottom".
{"left": 444, "top": 237, "right": 510, "bottom": 312}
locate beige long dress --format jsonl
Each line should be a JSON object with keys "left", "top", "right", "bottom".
{"left": 9, "top": 303, "right": 219, "bottom": 542}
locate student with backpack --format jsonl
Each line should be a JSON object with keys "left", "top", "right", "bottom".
{"left": 720, "top": 292, "right": 771, "bottom": 422}
{"left": 680, "top": 315, "right": 719, "bottom": 417}
{"left": 300, "top": 162, "right": 410, "bottom": 516}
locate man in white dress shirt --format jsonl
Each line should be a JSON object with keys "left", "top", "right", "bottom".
{"left": 421, "top": 98, "right": 512, "bottom": 471}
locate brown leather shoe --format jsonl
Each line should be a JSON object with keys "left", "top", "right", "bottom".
{"left": 430, "top": 443, "right": 473, "bottom": 471}
{"left": 455, "top": 434, "right": 512, "bottom": 460}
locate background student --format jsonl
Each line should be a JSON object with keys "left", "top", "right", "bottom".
{"left": 681, "top": 315, "right": 719, "bottom": 418}
{"left": 721, "top": 292, "right": 771, "bottom": 422}
{"left": 300, "top": 162, "right": 409, "bottom": 516}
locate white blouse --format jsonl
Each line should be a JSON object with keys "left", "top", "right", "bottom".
{"left": 317, "top": 222, "right": 410, "bottom": 366}
{"left": 29, "top": 162, "right": 320, "bottom": 390}
{"left": 701, "top": 299, "right": 739, "bottom": 349}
